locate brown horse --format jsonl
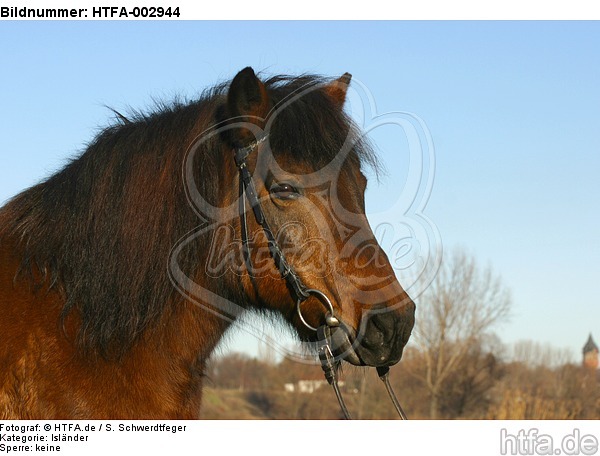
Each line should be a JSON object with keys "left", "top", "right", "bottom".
{"left": 0, "top": 67, "right": 415, "bottom": 419}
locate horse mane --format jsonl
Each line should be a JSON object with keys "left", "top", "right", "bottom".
{"left": 0, "top": 73, "right": 377, "bottom": 358}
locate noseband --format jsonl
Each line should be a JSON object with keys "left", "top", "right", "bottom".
{"left": 234, "top": 135, "right": 407, "bottom": 420}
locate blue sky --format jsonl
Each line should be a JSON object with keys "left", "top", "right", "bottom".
{"left": 1, "top": 21, "right": 599, "bottom": 361}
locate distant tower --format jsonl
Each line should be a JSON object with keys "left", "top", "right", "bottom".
{"left": 583, "top": 334, "right": 599, "bottom": 370}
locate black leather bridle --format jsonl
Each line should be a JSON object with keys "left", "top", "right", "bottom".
{"left": 234, "top": 135, "right": 407, "bottom": 420}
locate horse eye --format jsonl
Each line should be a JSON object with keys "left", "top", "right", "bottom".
{"left": 270, "top": 182, "right": 300, "bottom": 200}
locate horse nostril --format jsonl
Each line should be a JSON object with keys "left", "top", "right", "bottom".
{"left": 352, "top": 303, "right": 414, "bottom": 367}
{"left": 361, "top": 322, "right": 386, "bottom": 349}
{"left": 364, "top": 312, "right": 399, "bottom": 343}
{"left": 359, "top": 313, "right": 397, "bottom": 351}
{"left": 370, "top": 312, "right": 396, "bottom": 332}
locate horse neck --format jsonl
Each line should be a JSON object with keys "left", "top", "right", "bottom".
{"left": 90, "top": 298, "right": 233, "bottom": 416}
{"left": 125, "top": 294, "right": 233, "bottom": 372}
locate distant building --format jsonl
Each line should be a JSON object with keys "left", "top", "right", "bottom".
{"left": 284, "top": 383, "right": 295, "bottom": 393}
{"left": 583, "top": 334, "right": 599, "bottom": 370}
{"left": 298, "top": 379, "right": 328, "bottom": 393}
{"left": 284, "top": 379, "right": 345, "bottom": 393}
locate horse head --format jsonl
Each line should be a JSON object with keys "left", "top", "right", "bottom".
{"left": 218, "top": 67, "right": 416, "bottom": 368}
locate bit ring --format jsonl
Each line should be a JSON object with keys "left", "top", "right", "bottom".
{"left": 296, "top": 289, "right": 340, "bottom": 331}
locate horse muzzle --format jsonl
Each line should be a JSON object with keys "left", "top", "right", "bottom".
{"left": 329, "top": 301, "right": 416, "bottom": 367}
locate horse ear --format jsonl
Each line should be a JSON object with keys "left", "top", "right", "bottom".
{"left": 324, "top": 72, "right": 352, "bottom": 108}
{"left": 227, "top": 67, "right": 270, "bottom": 124}
{"left": 222, "top": 67, "right": 270, "bottom": 147}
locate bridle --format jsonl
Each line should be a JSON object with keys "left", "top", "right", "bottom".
{"left": 234, "top": 135, "right": 407, "bottom": 420}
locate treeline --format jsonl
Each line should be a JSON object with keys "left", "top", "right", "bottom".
{"left": 201, "top": 345, "right": 600, "bottom": 419}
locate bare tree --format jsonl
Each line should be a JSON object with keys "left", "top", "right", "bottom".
{"left": 511, "top": 339, "right": 573, "bottom": 368}
{"left": 410, "top": 248, "right": 512, "bottom": 418}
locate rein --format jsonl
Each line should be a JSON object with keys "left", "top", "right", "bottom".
{"left": 234, "top": 136, "right": 407, "bottom": 420}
